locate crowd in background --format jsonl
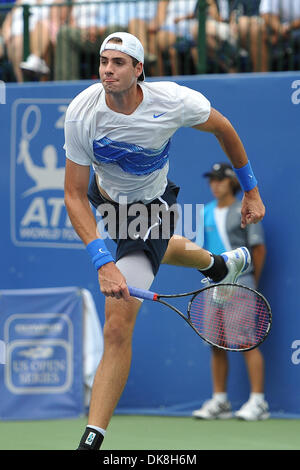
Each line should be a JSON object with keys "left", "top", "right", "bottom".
{"left": 0, "top": 0, "right": 300, "bottom": 82}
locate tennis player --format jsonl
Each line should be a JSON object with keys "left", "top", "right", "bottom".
{"left": 63, "top": 32, "right": 265, "bottom": 450}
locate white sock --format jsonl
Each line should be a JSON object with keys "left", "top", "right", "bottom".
{"left": 213, "top": 392, "right": 227, "bottom": 402}
{"left": 201, "top": 254, "right": 214, "bottom": 271}
{"left": 87, "top": 425, "right": 106, "bottom": 437}
{"left": 249, "top": 393, "right": 264, "bottom": 403}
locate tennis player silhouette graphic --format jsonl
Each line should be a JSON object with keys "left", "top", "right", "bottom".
{"left": 17, "top": 104, "right": 64, "bottom": 197}
{"left": 18, "top": 139, "right": 65, "bottom": 197}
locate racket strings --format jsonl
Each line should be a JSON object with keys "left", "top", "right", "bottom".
{"left": 189, "top": 285, "right": 270, "bottom": 350}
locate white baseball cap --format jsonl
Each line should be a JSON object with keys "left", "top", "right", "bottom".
{"left": 100, "top": 32, "right": 145, "bottom": 81}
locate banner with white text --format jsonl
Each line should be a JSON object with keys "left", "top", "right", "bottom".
{"left": 0, "top": 287, "right": 84, "bottom": 420}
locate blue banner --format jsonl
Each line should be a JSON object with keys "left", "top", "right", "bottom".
{"left": 0, "top": 287, "right": 84, "bottom": 420}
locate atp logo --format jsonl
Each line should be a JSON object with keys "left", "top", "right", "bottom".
{"left": 10, "top": 99, "right": 82, "bottom": 248}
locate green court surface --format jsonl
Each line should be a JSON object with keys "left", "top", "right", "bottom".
{"left": 0, "top": 415, "right": 299, "bottom": 450}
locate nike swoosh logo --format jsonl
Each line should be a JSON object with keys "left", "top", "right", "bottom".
{"left": 153, "top": 112, "right": 167, "bottom": 118}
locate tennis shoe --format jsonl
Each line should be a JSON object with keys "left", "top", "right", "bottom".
{"left": 203, "top": 247, "right": 251, "bottom": 303}
{"left": 235, "top": 398, "right": 270, "bottom": 421}
{"left": 192, "top": 398, "right": 233, "bottom": 420}
{"left": 219, "top": 246, "right": 251, "bottom": 284}
{"left": 201, "top": 247, "right": 250, "bottom": 288}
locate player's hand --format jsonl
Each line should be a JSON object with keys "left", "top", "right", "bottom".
{"left": 241, "top": 187, "right": 265, "bottom": 228}
{"left": 98, "top": 262, "right": 130, "bottom": 301}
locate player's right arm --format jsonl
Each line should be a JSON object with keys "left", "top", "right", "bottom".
{"left": 64, "top": 159, "right": 97, "bottom": 245}
{"left": 64, "top": 159, "right": 129, "bottom": 300}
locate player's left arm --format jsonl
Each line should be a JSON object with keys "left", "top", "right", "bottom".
{"left": 193, "top": 107, "right": 265, "bottom": 228}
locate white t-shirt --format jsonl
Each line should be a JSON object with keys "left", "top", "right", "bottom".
{"left": 64, "top": 81, "right": 210, "bottom": 203}
{"left": 259, "top": 0, "right": 300, "bottom": 23}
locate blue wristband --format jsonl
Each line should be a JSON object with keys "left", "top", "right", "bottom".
{"left": 233, "top": 161, "right": 258, "bottom": 192}
{"left": 86, "top": 239, "right": 114, "bottom": 271}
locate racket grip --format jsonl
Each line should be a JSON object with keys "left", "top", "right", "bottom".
{"left": 128, "top": 286, "right": 157, "bottom": 301}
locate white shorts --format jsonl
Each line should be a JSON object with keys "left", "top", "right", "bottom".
{"left": 116, "top": 251, "right": 155, "bottom": 302}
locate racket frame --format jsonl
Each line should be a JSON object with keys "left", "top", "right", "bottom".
{"left": 145, "top": 283, "right": 272, "bottom": 352}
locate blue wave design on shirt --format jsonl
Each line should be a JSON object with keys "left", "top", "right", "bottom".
{"left": 93, "top": 137, "right": 170, "bottom": 175}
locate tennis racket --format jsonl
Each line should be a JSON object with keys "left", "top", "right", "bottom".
{"left": 128, "top": 283, "right": 271, "bottom": 352}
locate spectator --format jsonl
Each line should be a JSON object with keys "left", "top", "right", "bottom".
{"left": 127, "top": 0, "right": 168, "bottom": 72}
{"left": 54, "top": 0, "right": 125, "bottom": 81}
{"left": 229, "top": 0, "right": 266, "bottom": 72}
{"left": 155, "top": 0, "right": 199, "bottom": 75}
{"left": 259, "top": 0, "right": 300, "bottom": 70}
{"left": 2, "top": 0, "right": 65, "bottom": 82}
{"left": 192, "top": 162, "right": 269, "bottom": 421}
{"left": 198, "top": 0, "right": 237, "bottom": 72}
{"left": 189, "top": 0, "right": 265, "bottom": 73}
{"left": 54, "top": 0, "right": 165, "bottom": 81}
{"left": 156, "top": 0, "right": 236, "bottom": 75}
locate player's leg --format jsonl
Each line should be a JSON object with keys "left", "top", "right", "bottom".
{"left": 88, "top": 295, "right": 141, "bottom": 424}
{"left": 77, "top": 251, "right": 154, "bottom": 450}
{"left": 161, "top": 235, "right": 211, "bottom": 268}
{"left": 162, "top": 235, "right": 250, "bottom": 284}
{"left": 77, "top": 296, "right": 141, "bottom": 450}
